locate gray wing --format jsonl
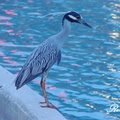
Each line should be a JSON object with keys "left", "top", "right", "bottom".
{"left": 15, "top": 42, "right": 61, "bottom": 89}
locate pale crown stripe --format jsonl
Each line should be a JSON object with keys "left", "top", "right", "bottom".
{"left": 68, "top": 15, "right": 77, "bottom": 20}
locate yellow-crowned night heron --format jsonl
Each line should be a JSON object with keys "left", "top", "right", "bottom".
{"left": 15, "top": 11, "right": 92, "bottom": 108}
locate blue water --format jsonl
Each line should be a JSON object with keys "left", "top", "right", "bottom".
{"left": 0, "top": 0, "right": 120, "bottom": 120}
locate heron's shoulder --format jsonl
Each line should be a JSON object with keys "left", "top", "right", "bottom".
{"left": 37, "top": 36, "right": 59, "bottom": 49}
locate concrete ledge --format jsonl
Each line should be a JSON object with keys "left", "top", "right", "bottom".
{"left": 0, "top": 65, "right": 66, "bottom": 120}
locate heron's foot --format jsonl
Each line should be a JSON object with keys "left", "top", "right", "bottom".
{"left": 39, "top": 100, "right": 51, "bottom": 105}
{"left": 39, "top": 101, "right": 46, "bottom": 104}
{"left": 40, "top": 101, "right": 56, "bottom": 109}
{"left": 41, "top": 103, "right": 56, "bottom": 109}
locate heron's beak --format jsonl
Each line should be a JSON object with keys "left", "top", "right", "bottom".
{"left": 78, "top": 19, "right": 92, "bottom": 28}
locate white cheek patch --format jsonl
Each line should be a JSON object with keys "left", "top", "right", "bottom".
{"left": 68, "top": 15, "right": 77, "bottom": 20}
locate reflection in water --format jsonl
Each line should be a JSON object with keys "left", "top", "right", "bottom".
{"left": 0, "top": 0, "right": 120, "bottom": 120}
{"left": 110, "top": 32, "right": 119, "bottom": 39}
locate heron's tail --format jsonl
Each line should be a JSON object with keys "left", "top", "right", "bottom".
{"left": 15, "top": 68, "right": 41, "bottom": 90}
{"left": 15, "top": 70, "right": 25, "bottom": 89}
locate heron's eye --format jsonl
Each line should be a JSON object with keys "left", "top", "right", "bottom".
{"left": 76, "top": 16, "right": 80, "bottom": 19}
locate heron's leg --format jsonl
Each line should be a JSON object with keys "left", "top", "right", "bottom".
{"left": 40, "top": 73, "right": 51, "bottom": 107}
{"left": 40, "top": 79, "right": 48, "bottom": 104}
{"left": 40, "top": 73, "right": 56, "bottom": 108}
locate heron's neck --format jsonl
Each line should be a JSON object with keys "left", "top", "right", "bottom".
{"left": 56, "top": 19, "right": 71, "bottom": 47}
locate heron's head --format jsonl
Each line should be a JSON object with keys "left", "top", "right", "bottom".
{"left": 62, "top": 11, "right": 92, "bottom": 28}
